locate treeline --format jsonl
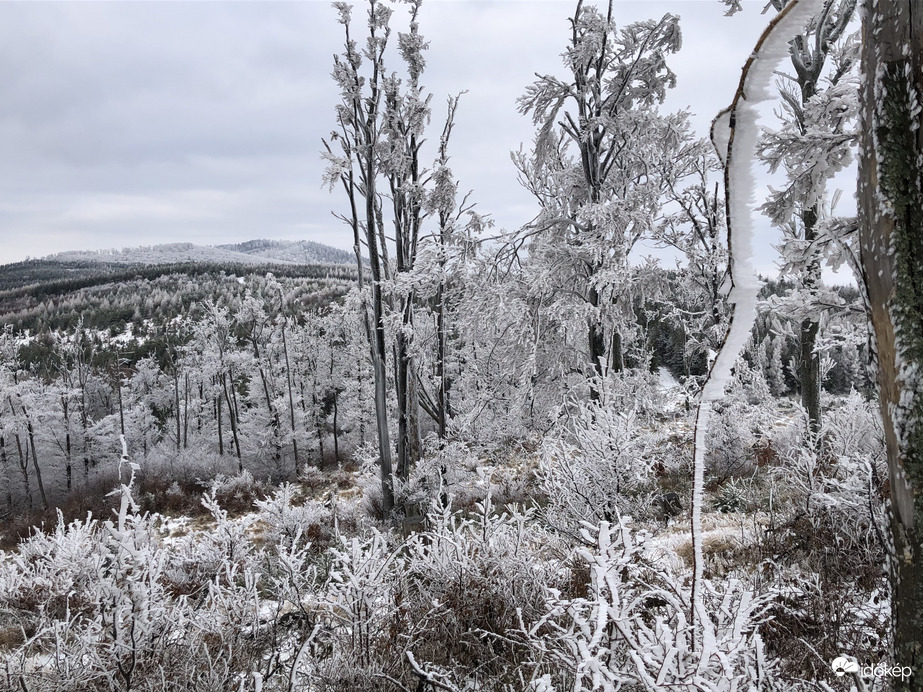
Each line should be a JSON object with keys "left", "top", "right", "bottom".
{"left": 0, "top": 263, "right": 355, "bottom": 334}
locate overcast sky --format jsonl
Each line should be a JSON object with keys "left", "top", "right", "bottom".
{"left": 0, "top": 0, "right": 856, "bottom": 277}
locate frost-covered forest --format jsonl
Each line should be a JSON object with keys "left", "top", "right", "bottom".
{"left": 2, "top": 0, "right": 922, "bottom": 689}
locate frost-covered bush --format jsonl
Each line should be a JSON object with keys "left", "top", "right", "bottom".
{"left": 400, "top": 497, "right": 563, "bottom": 686}
{"left": 0, "top": 466, "right": 281, "bottom": 692}
{"left": 143, "top": 443, "right": 229, "bottom": 484}
{"left": 540, "top": 398, "right": 661, "bottom": 532}
{"left": 393, "top": 439, "right": 478, "bottom": 510}
{"left": 254, "top": 482, "right": 363, "bottom": 560}
{"left": 302, "top": 530, "right": 405, "bottom": 690}
{"left": 754, "top": 393, "right": 889, "bottom": 680}
{"left": 593, "top": 368, "right": 665, "bottom": 420}
{"left": 767, "top": 393, "right": 885, "bottom": 567}
{"left": 523, "top": 519, "right": 779, "bottom": 692}
{"left": 703, "top": 360, "right": 789, "bottom": 489}
{"left": 284, "top": 494, "right": 566, "bottom": 692}
{"left": 705, "top": 399, "right": 757, "bottom": 486}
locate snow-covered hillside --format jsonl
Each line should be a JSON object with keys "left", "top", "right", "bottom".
{"left": 217, "top": 239, "right": 357, "bottom": 265}
{"left": 44, "top": 239, "right": 355, "bottom": 267}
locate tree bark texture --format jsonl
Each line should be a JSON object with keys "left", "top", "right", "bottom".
{"left": 857, "top": 0, "right": 923, "bottom": 681}
{"left": 800, "top": 209, "right": 822, "bottom": 433}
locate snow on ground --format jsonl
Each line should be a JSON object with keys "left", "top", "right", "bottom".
{"left": 658, "top": 366, "right": 680, "bottom": 390}
{"left": 646, "top": 511, "right": 763, "bottom": 574}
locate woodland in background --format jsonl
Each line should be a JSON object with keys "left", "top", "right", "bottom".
{"left": 0, "top": 0, "right": 912, "bottom": 690}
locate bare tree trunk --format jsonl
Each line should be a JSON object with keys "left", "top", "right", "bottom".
{"left": 431, "top": 95, "right": 463, "bottom": 440}
{"left": 251, "top": 335, "right": 282, "bottom": 464}
{"left": 198, "top": 380, "right": 204, "bottom": 435}
{"left": 332, "top": 391, "right": 340, "bottom": 464}
{"left": 61, "top": 395, "right": 73, "bottom": 493}
{"left": 14, "top": 430, "right": 31, "bottom": 510}
{"left": 0, "top": 435, "right": 12, "bottom": 515}
{"left": 280, "top": 321, "right": 300, "bottom": 474}
{"left": 857, "top": 0, "right": 923, "bottom": 680}
{"left": 394, "top": 327, "right": 421, "bottom": 481}
{"left": 435, "top": 283, "right": 450, "bottom": 439}
{"left": 173, "top": 366, "right": 181, "bottom": 454}
{"left": 183, "top": 373, "right": 189, "bottom": 449}
{"left": 8, "top": 398, "right": 32, "bottom": 509}
{"left": 116, "top": 369, "right": 125, "bottom": 436}
{"left": 800, "top": 206, "right": 822, "bottom": 433}
{"left": 313, "top": 389, "right": 326, "bottom": 470}
{"left": 75, "top": 338, "right": 93, "bottom": 476}
{"left": 79, "top": 386, "right": 91, "bottom": 478}
{"left": 588, "top": 283, "right": 609, "bottom": 397}
{"left": 216, "top": 382, "right": 224, "bottom": 457}
{"left": 21, "top": 404, "right": 48, "bottom": 510}
{"left": 222, "top": 371, "right": 242, "bottom": 472}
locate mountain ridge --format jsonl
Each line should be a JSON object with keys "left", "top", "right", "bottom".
{"left": 40, "top": 238, "right": 356, "bottom": 268}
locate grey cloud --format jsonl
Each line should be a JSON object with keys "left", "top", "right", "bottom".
{"left": 0, "top": 0, "right": 839, "bottom": 277}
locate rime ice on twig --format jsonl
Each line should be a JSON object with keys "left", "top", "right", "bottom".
{"left": 691, "top": 0, "right": 825, "bottom": 653}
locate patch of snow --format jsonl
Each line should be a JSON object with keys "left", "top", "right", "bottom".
{"left": 657, "top": 366, "right": 680, "bottom": 390}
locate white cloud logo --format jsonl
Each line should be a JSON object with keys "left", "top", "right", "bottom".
{"left": 831, "top": 656, "right": 860, "bottom": 676}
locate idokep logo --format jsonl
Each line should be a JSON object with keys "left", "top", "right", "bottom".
{"left": 831, "top": 657, "right": 860, "bottom": 676}
{"left": 831, "top": 655, "right": 913, "bottom": 682}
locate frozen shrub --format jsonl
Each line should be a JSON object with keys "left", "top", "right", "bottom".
{"left": 0, "top": 512, "right": 105, "bottom": 634}
{"left": 398, "top": 497, "right": 563, "bottom": 686}
{"left": 539, "top": 399, "right": 661, "bottom": 533}
{"left": 753, "top": 394, "right": 889, "bottom": 680}
{"left": 253, "top": 483, "right": 361, "bottom": 558}
{"left": 705, "top": 398, "right": 757, "bottom": 487}
{"left": 207, "top": 470, "right": 268, "bottom": 515}
{"left": 522, "top": 519, "right": 780, "bottom": 691}
{"left": 303, "top": 529, "right": 405, "bottom": 691}
{"left": 589, "top": 368, "right": 666, "bottom": 420}
{"left": 393, "top": 439, "right": 472, "bottom": 510}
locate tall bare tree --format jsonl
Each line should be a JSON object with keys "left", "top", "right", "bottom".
{"left": 325, "top": 0, "right": 461, "bottom": 516}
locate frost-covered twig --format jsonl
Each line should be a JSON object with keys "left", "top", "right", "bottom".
{"left": 406, "top": 651, "right": 461, "bottom": 692}
{"left": 695, "top": 0, "right": 825, "bottom": 651}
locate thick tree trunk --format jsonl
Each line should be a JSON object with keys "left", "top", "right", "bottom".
{"left": 251, "top": 337, "right": 282, "bottom": 464}
{"left": 312, "top": 389, "right": 326, "bottom": 469}
{"left": 797, "top": 93, "right": 823, "bottom": 435}
{"left": 222, "top": 371, "right": 243, "bottom": 472}
{"left": 394, "top": 329, "right": 420, "bottom": 481}
{"left": 365, "top": 146, "right": 395, "bottom": 519}
{"left": 8, "top": 398, "right": 32, "bottom": 509}
{"left": 857, "top": 0, "right": 923, "bottom": 681}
